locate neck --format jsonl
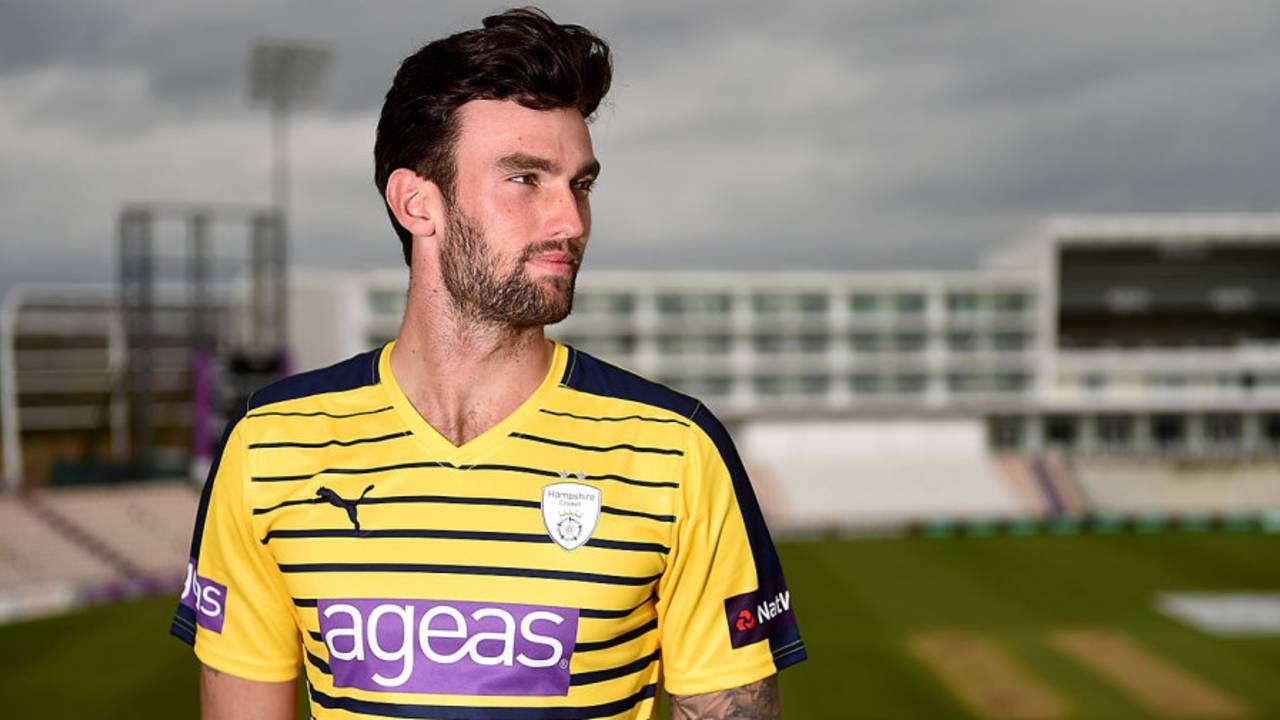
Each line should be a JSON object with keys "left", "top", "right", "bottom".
{"left": 389, "top": 278, "right": 554, "bottom": 447}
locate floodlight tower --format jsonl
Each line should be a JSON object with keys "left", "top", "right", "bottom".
{"left": 249, "top": 41, "right": 332, "bottom": 225}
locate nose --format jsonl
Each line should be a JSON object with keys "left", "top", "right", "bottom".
{"left": 545, "top": 184, "right": 587, "bottom": 241}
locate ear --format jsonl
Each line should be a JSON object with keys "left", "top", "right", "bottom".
{"left": 385, "top": 168, "right": 445, "bottom": 240}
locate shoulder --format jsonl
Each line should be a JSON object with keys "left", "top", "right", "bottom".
{"left": 557, "top": 345, "right": 735, "bottom": 451}
{"left": 244, "top": 345, "right": 386, "bottom": 416}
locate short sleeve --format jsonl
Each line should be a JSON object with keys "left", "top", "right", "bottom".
{"left": 169, "top": 412, "right": 301, "bottom": 681}
{"left": 656, "top": 408, "right": 806, "bottom": 696}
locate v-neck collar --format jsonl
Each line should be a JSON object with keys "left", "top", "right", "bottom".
{"left": 378, "top": 338, "right": 567, "bottom": 463}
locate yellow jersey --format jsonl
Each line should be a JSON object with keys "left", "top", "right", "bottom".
{"left": 171, "top": 340, "right": 805, "bottom": 719}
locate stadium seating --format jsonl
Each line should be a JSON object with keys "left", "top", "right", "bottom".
{"left": 0, "top": 497, "right": 116, "bottom": 590}
{"left": 35, "top": 483, "right": 197, "bottom": 578}
{"left": 739, "top": 419, "right": 1035, "bottom": 531}
{"left": 1069, "top": 457, "right": 1280, "bottom": 514}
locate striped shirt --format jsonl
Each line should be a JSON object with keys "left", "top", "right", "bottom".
{"left": 171, "top": 339, "right": 805, "bottom": 719}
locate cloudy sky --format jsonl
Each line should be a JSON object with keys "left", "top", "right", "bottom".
{"left": 2, "top": 1, "right": 1279, "bottom": 299}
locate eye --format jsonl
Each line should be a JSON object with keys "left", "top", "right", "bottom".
{"left": 573, "top": 178, "right": 597, "bottom": 194}
{"left": 509, "top": 174, "right": 537, "bottom": 186}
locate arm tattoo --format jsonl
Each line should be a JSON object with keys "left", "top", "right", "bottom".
{"left": 670, "top": 675, "right": 780, "bottom": 719}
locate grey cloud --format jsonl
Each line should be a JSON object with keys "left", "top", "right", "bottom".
{"left": 2, "top": 0, "right": 1280, "bottom": 303}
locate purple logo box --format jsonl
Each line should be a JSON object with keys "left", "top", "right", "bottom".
{"left": 318, "top": 598, "right": 579, "bottom": 696}
{"left": 180, "top": 558, "right": 227, "bottom": 634}
{"left": 723, "top": 578, "right": 795, "bottom": 649}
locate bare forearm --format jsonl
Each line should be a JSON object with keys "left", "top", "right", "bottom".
{"left": 200, "top": 663, "right": 296, "bottom": 720}
{"left": 670, "top": 675, "right": 781, "bottom": 719}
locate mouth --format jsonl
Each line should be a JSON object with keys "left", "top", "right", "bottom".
{"left": 525, "top": 251, "right": 579, "bottom": 274}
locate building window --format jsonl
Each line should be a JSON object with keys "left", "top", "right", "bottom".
{"left": 851, "top": 374, "right": 882, "bottom": 394}
{"left": 992, "top": 292, "right": 1029, "bottom": 312}
{"left": 752, "top": 334, "right": 783, "bottom": 353}
{"left": 893, "top": 332, "right": 927, "bottom": 352}
{"left": 753, "top": 333, "right": 829, "bottom": 354}
{"left": 1045, "top": 415, "right": 1077, "bottom": 448}
{"left": 894, "top": 374, "right": 927, "bottom": 394}
{"left": 661, "top": 376, "right": 731, "bottom": 397}
{"left": 658, "top": 334, "right": 728, "bottom": 355}
{"left": 801, "top": 375, "right": 830, "bottom": 394}
{"left": 993, "top": 332, "right": 1028, "bottom": 351}
{"left": 894, "top": 293, "right": 926, "bottom": 313}
{"left": 1096, "top": 415, "right": 1134, "bottom": 449}
{"left": 850, "top": 333, "right": 881, "bottom": 352}
{"left": 947, "top": 331, "right": 978, "bottom": 352}
{"left": 1264, "top": 414, "right": 1280, "bottom": 447}
{"left": 849, "top": 293, "right": 880, "bottom": 313}
{"left": 1204, "top": 414, "right": 1242, "bottom": 447}
{"left": 754, "top": 375, "right": 830, "bottom": 396}
{"left": 754, "top": 376, "right": 784, "bottom": 396}
{"left": 1152, "top": 414, "right": 1185, "bottom": 450}
{"left": 995, "top": 373, "right": 1029, "bottom": 392}
{"left": 657, "top": 293, "right": 730, "bottom": 315}
{"left": 798, "top": 333, "right": 829, "bottom": 353}
{"left": 947, "top": 292, "right": 980, "bottom": 312}
{"left": 752, "top": 294, "right": 785, "bottom": 314}
{"left": 576, "top": 293, "right": 634, "bottom": 314}
{"left": 752, "top": 293, "right": 828, "bottom": 315}
{"left": 989, "top": 416, "right": 1024, "bottom": 449}
{"left": 799, "top": 293, "right": 829, "bottom": 314}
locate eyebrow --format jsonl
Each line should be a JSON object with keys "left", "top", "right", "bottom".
{"left": 496, "top": 153, "right": 601, "bottom": 179}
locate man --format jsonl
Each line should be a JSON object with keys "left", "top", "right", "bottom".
{"left": 172, "top": 8, "right": 805, "bottom": 719}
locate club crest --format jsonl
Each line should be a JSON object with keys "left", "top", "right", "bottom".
{"left": 542, "top": 475, "right": 601, "bottom": 551}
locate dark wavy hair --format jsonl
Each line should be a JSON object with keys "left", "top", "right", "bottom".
{"left": 374, "top": 7, "right": 613, "bottom": 266}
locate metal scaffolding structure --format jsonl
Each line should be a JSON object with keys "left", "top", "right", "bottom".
{"left": 117, "top": 203, "right": 285, "bottom": 474}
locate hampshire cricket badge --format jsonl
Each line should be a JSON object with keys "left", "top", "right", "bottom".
{"left": 542, "top": 475, "right": 601, "bottom": 551}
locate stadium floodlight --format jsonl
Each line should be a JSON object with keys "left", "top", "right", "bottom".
{"left": 248, "top": 41, "right": 332, "bottom": 219}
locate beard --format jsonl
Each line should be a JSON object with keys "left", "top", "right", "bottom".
{"left": 437, "top": 204, "right": 581, "bottom": 328}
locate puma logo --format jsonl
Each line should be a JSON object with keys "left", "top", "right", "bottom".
{"left": 316, "top": 485, "right": 375, "bottom": 531}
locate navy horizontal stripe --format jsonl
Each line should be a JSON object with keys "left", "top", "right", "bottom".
{"left": 260, "top": 527, "right": 668, "bottom": 553}
{"left": 570, "top": 649, "right": 659, "bottom": 686}
{"left": 248, "top": 430, "right": 411, "bottom": 450}
{"left": 278, "top": 562, "right": 661, "bottom": 587}
{"left": 294, "top": 597, "right": 649, "bottom": 620}
{"left": 306, "top": 650, "right": 331, "bottom": 675}
{"left": 247, "top": 405, "right": 393, "bottom": 420}
{"left": 575, "top": 618, "right": 658, "bottom": 653}
{"left": 510, "top": 432, "right": 684, "bottom": 456}
{"left": 169, "top": 603, "right": 197, "bottom": 646}
{"left": 255, "top": 494, "right": 673, "bottom": 524}
{"left": 308, "top": 683, "right": 656, "bottom": 720}
{"left": 253, "top": 460, "right": 451, "bottom": 483}
{"left": 309, "top": 629, "right": 324, "bottom": 643}
{"left": 253, "top": 458, "right": 676, "bottom": 489}
{"left": 539, "top": 408, "right": 689, "bottom": 427}
{"left": 579, "top": 596, "right": 653, "bottom": 619}
{"left": 774, "top": 640, "right": 809, "bottom": 670}
{"left": 254, "top": 494, "right": 537, "bottom": 516}
{"left": 601, "top": 505, "right": 676, "bottom": 523}
{"left": 467, "top": 462, "right": 678, "bottom": 490}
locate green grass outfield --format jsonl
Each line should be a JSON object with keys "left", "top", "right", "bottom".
{"left": 2, "top": 531, "right": 1278, "bottom": 718}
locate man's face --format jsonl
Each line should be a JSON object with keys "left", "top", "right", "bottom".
{"left": 436, "top": 99, "right": 598, "bottom": 328}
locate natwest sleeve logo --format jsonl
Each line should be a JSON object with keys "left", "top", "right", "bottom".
{"left": 723, "top": 579, "right": 795, "bottom": 650}
{"left": 180, "top": 558, "right": 228, "bottom": 634}
{"left": 318, "top": 598, "right": 580, "bottom": 697}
